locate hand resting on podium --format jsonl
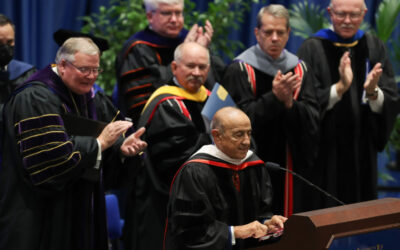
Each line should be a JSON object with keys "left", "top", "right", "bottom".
{"left": 234, "top": 215, "right": 287, "bottom": 240}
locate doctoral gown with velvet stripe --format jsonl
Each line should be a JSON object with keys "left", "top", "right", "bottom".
{"left": 115, "top": 26, "right": 225, "bottom": 125}
{"left": 0, "top": 66, "right": 135, "bottom": 250}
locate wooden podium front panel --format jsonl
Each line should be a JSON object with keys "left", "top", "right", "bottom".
{"left": 248, "top": 198, "right": 400, "bottom": 250}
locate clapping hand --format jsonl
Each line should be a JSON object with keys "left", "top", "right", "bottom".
{"left": 336, "top": 51, "right": 353, "bottom": 96}
{"left": 120, "top": 127, "right": 147, "bottom": 157}
{"left": 272, "top": 70, "right": 301, "bottom": 108}
{"left": 184, "top": 20, "right": 213, "bottom": 48}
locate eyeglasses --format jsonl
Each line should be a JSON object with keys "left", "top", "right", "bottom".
{"left": 331, "top": 8, "right": 364, "bottom": 21}
{"left": 65, "top": 60, "right": 103, "bottom": 76}
{"left": 153, "top": 10, "right": 183, "bottom": 19}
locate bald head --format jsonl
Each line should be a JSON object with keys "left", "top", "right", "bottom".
{"left": 211, "top": 107, "right": 252, "bottom": 160}
{"left": 174, "top": 42, "right": 210, "bottom": 64}
{"left": 211, "top": 107, "right": 247, "bottom": 131}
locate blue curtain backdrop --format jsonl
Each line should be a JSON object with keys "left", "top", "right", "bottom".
{"left": 0, "top": 0, "right": 397, "bottom": 70}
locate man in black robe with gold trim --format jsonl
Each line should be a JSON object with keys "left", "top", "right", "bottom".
{"left": 165, "top": 107, "right": 287, "bottom": 250}
{"left": 0, "top": 37, "right": 147, "bottom": 250}
{"left": 221, "top": 4, "right": 319, "bottom": 216}
{"left": 115, "top": 0, "right": 225, "bottom": 125}
{"left": 297, "top": 0, "right": 398, "bottom": 209}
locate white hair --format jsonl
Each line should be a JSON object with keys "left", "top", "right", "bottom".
{"left": 329, "top": 0, "right": 367, "bottom": 10}
{"left": 55, "top": 37, "right": 100, "bottom": 63}
{"left": 143, "top": 0, "right": 184, "bottom": 12}
{"left": 173, "top": 42, "right": 210, "bottom": 64}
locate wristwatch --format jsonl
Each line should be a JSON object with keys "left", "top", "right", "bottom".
{"left": 366, "top": 87, "right": 379, "bottom": 98}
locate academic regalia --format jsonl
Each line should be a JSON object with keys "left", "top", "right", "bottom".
{"left": 123, "top": 82, "right": 212, "bottom": 250}
{"left": 115, "top": 26, "right": 225, "bottom": 125}
{"left": 221, "top": 46, "right": 319, "bottom": 215}
{"left": 0, "top": 59, "right": 36, "bottom": 104}
{"left": 165, "top": 145, "right": 274, "bottom": 250}
{"left": 297, "top": 29, "right": 398, "bottom": 209}
{"left": 0, "top": 65, "right": 133, "bottom": 250}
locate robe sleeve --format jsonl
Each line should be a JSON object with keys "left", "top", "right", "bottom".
{"left": 286, "top": 63, "right": 320, "bottom": 168}
{"left": 167, "top": 164, "right": 231, "bottom": 250}
{"left": 93, "top": 91, "right": 141, "bottom": 189}
{"left": 116, "top": 42, "right": 173, "bottom": 123}
{"left": 297, "top": 38, "right": 332, "bottom": 113}
{"left": 143, "top": 99, "right": 211, "bottom": 194}
{"left": 11, "top": 85, "right": 99, "bottom": 192}
{"left": 222, "top": 62, "right": 319, "bottom": 168}
{"left": 222, "top": 62, "right": 287, "bottom": 125}
{"left": 365, "top": 34, "right": 398, "bottom": 150}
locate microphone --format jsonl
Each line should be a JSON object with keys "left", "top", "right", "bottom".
{"left": 265, "top": 162, "right": 346, "bottom": 206}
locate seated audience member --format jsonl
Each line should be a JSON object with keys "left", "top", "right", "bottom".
{"left": 165, "top": 106, "right": 287, "bottom": 250}
{"left": 221, "top": 4, "right": 319, "bottom": 216}
{"left": 0, "top": 37, "right": 147, "bottom": 250}
{"left": 123, "top": 41, "right": 213, "bottom": 250}
{"left": 115, "top": 0, "right": 225, "bottom": 124}
{"left": 0, "top": 14, "right": 36, "bottom": 109}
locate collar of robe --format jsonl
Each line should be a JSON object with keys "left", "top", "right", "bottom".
{"left": 314, "top": 28, "right": 365, "bottom": 47}
{"left": 234, "top": 44, "right": 299, "bottom": 76}
{"left": 194, "top": 144, "right": 254, "bottom": 166}
{"left": 130, "top": 26, "right": 188, "bottom": 48}
{"left": 142, "top": 84, "right": 208, "bottom": 112}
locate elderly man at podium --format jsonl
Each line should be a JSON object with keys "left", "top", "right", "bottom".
{"left": 164, "top": 107, "right": 287, "bottom": 250}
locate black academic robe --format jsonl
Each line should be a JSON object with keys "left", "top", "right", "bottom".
{"left": 0, "top": 66, "right": 134, "bottom": 250}
{"left": 222, "top": 61, "right": 319, "bottom": 214}
{"left": 0, "top": 59, "right": 36, "bottom": 104}
{"left": 123, "top": 84, "right": 212, "bottom": 250}
{"left": 165, "top": 150, "right": 274, "bottom": 250}
{"left": 297, "top": 32, "right": 398, "bottom": 209}
{"left": 115, "top": 27, "right": 225, "bottom": 125}
{"left": 0, "top": 59, "right": 36, "bottom": 121}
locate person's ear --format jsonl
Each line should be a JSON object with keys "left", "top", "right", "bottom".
{"left": 146, "top": 11, "right": 153, "bottom": 24}
{"left": 171, "top": 61, "right": 178, "bottom": 75}
{"left": 211, "top": 129, "right": 220, "bottom": 143}
{"left": 57, "top": 59, "right": 67, "bottom": 75}
{"left": 327, "top": 6, "right": 333, "bottom": 17}
{"left": 362, "top": 8, "right": 368, "bottom": 17}
{"left": 254, "top": 27, "right": 259, "bottom": 40}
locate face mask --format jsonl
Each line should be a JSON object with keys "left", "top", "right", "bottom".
{"left": 0, "top": 44, "right": 14, "bottom": 67}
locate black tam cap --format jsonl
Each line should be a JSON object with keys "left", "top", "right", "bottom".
{"left": 53, "top": 29, "right": 110, "bottom": 52}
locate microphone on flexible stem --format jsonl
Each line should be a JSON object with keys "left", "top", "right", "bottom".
{"left": 265, "top": 162, "right": 346, "bottom": 206}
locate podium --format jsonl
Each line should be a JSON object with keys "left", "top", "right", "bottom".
{"left": 249, "top": 198, "right": 400, "bottom": 250}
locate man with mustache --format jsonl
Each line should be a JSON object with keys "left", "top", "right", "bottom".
{"left": 221, "top": 4, "right": 319, "bottom": 216}
{"left": 297, "top": 0, "right": 398, "bottom": 210}
{"left": 126, "top": 42, "right": 212, "bottom": 250}
{"left": 165, "top": 107, "right": 287, "bottom": 250}
{"left": 115, "top": 0, "right": 225, "bottom": 126}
